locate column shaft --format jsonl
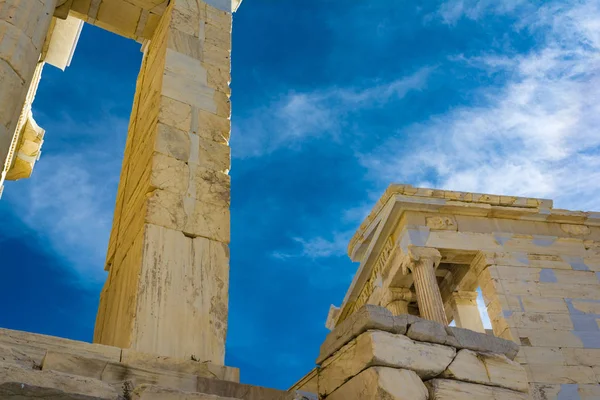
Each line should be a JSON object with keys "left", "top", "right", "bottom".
{"left": 412, "top": 259, "right": 448, "bottom": 324}
{"left": 0, "top": 0, "right": 56, "bottom": 186}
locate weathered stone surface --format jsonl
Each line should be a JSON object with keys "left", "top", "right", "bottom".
{"left": 101, "top": 362, "right": 198, "bottom": 392}
{"left": 317, "top": 305, "right": 416, "bottom": 365}
{"left": 446, "top": 326, "right": 519, "bottom": 360}
{"left": 407, "top": 319, "right": 458, "bottom": 347}
{"left": 121, "top": 349, "right": 239, "bottom": 382}
{"left": 195, "top": 375, "right": 287, "bottom": 400}
{"left": 42, "top": 351, "right": 109, "bottom": 380}
{"left": 132, "top": 384, "right": 238, "bottom": 400}
{"left": 0, "top": 343, "right": 36, "bottom": 369}
{"left": 0, "top": 328, "right": 121, "bottom": 367}
{"left": 0, "top": 362, "right": 122, "bottom": 399}
{"left": 319, "top": 331, "right": 455, "bottom": 396}
{"left": 442, "top": 349, "right": 528, "bottom": 392}
{"left": 426, "top": 379, "right": 530, "bottom": 400}
{"left": 326, "top": 367, "right": 428, "bottom": 400}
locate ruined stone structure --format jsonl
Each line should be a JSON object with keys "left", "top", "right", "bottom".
{"left": 1, "top": 0, "right": 599, "bottom": 399}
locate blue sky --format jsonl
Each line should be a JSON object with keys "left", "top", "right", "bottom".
{"left": 1, "top": 0, "right": 600, "bottom": 391}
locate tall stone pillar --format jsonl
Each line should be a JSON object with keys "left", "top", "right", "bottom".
{"left": 381, "top": 287, "right": 414, "bottom": 316}
{"left": 405, "top": 247, "right": 447, "bottom": 325}
{"left": 94, "top": 0, "right": 238, "bottom": 365}
{"left": 449, "top": 291, "right": 485, "bottom": 333}
{"left": 0, "top": 0, "right": 56, "bottom": 189}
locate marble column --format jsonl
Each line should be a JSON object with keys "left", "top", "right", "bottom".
{"left": 0, "top": 0, "right": 56, "bottom": 185}
{"left": 381, "top": 287, "right": 415, "bottom": 316}
{"left": 406, "top": 247, "right": 447, "bottom": 325}
{"left": 449, "top": 291, "right": 485, "bottom": 333}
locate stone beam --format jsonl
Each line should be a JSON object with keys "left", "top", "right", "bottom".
{"left": 0, "top": 0, "right": 57, "bottom": 196}
{"left": 69, "top": 0, "right": 242, "bottom": 42}
{"left": 93, "top": 0, "right": 235, "bottom": 364}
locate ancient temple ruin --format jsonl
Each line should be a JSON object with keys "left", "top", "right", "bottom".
{"left": 1, "top": 1, "right": 600, "bottom": 399}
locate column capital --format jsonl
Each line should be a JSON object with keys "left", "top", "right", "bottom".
{"left": 400, "top": 246, "right": 441, "bottom": 275}
{"left": 381, "top": 287, "right": 415, "bottom": 306}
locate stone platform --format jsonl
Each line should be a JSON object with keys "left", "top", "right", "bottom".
{"left": 0, "top": 328, "right": 309, "bottom": 400}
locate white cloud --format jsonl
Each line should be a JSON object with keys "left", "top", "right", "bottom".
{"left": 272, "top": 231, "right": 352, "bottom": 260}
{"left": 362, "top": 0, "right": 600, "bottom": 212}
{"left": 437, "top": 0, "right": 531, "bottom": 24}
{"left": 232, "top": 67, "right": 434, "bottom": 158}
{"left": 4, "top": 113, "right": 127, "bottom": 285}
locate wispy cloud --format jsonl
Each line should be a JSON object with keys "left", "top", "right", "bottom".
{"left": 4, "top": 113, "right": 127, "bottom": 284}
{"left": 272, "top": 231, "right": 352, "bottom": 260}
{"left": 362, "top": 0, "right": 600, "bottom": 211}
{"left": 232, "top": 67, "right": 434, "bottom": 158}
{"left": 436, "top": 0, "right": 531, "bottom": 24}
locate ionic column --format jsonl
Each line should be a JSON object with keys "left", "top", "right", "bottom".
{"left": 0, "top": 0, "right": 56, "bottom": 185}
{"left": 449, "top": 291, "right": 485, "bottom": 333}
{"left": 406, "top": 247, "right": 447, "bottom": 324}
{"left": 381, "top": 287, "right": 415, "bottom": 316}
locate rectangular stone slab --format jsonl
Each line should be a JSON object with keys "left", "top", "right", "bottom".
{"left": 317, "top": 305, "right": 418, "bottom": 365}
{"left": 0, "top": 328, "right": 121, "bottom": 366}
{"left": 325, "top": 367, "right": 428, "bottom": 400}
{"left": 0, "top": 361, "right": 121, "bottom": 399}
{"left": 101, "top": 362, "right": 198, "bottom": 392}
{"left": 121, "top": 349, "right": 239, "bottom": 382}
{"left": 318, "top": 331, "right": 456, "bottom": 397}
{"left": 426, "top": 379, "right": 530, "bottom": 400}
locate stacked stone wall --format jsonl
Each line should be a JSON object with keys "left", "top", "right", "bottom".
{"left": 478, "top": 251, "right": 600, "bottom": 399}
{"left": 314, "top": 305, "right": 527, "bottom": 400}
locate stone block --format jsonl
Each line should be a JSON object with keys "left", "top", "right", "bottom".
{"left": 446, "top": 326, "right": 519, "bottom": 359}
{"left": 42, "top": 351, "right": 108, "bottom": 379}
{"left": 165, "top": 48, "right": 208, "bottom": 84}
{"left": 197, "top": 136, "right": 230, "bottom": 172}
{"left": 426, "top": 379, "right": 530, "bottom": 400}
{"left": 214, "top": 91, "right": 231, "bottom": 118}
{"left": 563, "top": 348, "right": 600, "bottom": 367}
{"left": 442, "top": 349, "right": 528, "bottom": 392}
{"left": 527, "top": 364, "right": 597, "bottom": 384}
{"left": 508, "top": 312, "right": 573, "bottom": 330}
{"left": 203, "top": 43, "right": 230, "bottom": 70}
{"left": 316, "top": 305, "right": 412, "bottom": 365}
{"left": 96, "top": 0, "right": 141, "bottom": 38}
{"left": 520, "top": 296, "right": 569, "bottom": 314}
{"left": 0, "top": 344, "right": 36, "bottom": 369}
{"left": 159, "top": 96, "right": 192, "bottom": 132}
{"left": 196, "top": 109, "right": 230, "bottom": 143}
{"left": 0, "top": 361, "right": 121, "bottom": 399}
{"left": 0, "top": 59, "right": 24, "bottom": 129}
{"left": 155, "top": 123, "right": 191, "bottom": 162}
{"left": 205, "top": 63, "right": 231, "bottom": 94}
{"left": 406, "top": 319, "right": 458, "bottom": 347}
{"left": 101, "top": 362, "right": 198, "bottom": 392}
{"left": 150, "top": 153, "right": 190, "bottom": 196}
{"left": 162, "top": 70, "right": 216, "bottom": 112}
{"left": 0, "top": 20, "right": 38, "bottom": 80}
{"left": 326, "top": 367, "right": 428, "bottom": 400}
{"left": 516, "top": 329, "right": 583, "bottom": 348}
{"left": 318, "top": 331, "right": 455, "bottom": 397}
{"left": 193, "top": 166, "right": 231, "bottom": 207}
{"left": 131, "top": 225, "right": 229, "bottom": 363}
{"left": 0, "top": 328, "right": 121, "bottom": 367}
{"left": 195, "top": 375, "right": 287, "bottom": 400}
{"left": 167, "top": 28, "right": 202, "bottom": 60}
{"left": 522, "top": 347, "right": 566, "bottom": 366}
{"left": 132, "top": 384, "right": 238, "bottom": 399}
{"left": 121, "top": 349, "right": 239, "bottom": 382}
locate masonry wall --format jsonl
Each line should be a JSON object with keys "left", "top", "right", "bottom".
{"left": 479, "top": 251, "right": 600, "bottom": 399}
